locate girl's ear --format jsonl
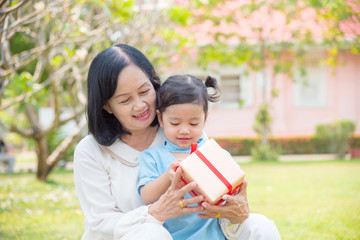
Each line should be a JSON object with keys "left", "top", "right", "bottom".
{"left": 156, "top": 110, "right": 164, "bottom": 127}
{"left": 103, "top": 103, "right": 113, "bottom": 114}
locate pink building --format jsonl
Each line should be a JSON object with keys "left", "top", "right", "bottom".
{"left": 203, "top": 51, "right": 360, "bottom": 138}
{"left": 169, "top": 51, "right": 360, "bottom": 138}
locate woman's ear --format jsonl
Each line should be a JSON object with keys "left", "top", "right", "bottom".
{"left": 103, "top": 103, "right": 113, "bottom": 114}
{"left": 156, "top": 110, "right": 164, "bottom": 127}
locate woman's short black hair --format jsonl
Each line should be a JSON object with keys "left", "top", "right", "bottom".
{"left": 87, "top": 44, "right": 160, "bottom": 146}
{"left": 157, "top": 75, "right": 220, "bottom": 116}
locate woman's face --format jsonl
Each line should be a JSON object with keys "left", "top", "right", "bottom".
{"left": 103, "top": 64, "right": 157, "bottom": 133}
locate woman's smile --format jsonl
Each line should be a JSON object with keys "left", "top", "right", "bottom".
{"left": 134, "top": 109, "right": 150, "bottom": 120}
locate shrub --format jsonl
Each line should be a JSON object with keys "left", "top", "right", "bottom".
{"left": 349, "top": 136, "right": 360, "bottom": 148}
{"left": 315, "top": 120, "right": 356, "bottom": 158}
{"left": 269, "top": 137, "right": 330, "bottom": 154}
{"left": 216, "top": 137, "right": 257, "bottom": 155}
{"left": 251, "top": 143, "right": 279, "bottom": 161}
{"left": 214, "top": 135, "right": 359, "bottom": 156}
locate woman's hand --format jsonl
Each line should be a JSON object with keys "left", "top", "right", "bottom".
{"left": 197, "top": 179, "right": 250, "bottom": 224}
{"left": 149, "top": 167, "right": 204, "bottom": 222}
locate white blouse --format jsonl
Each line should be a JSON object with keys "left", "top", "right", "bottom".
{"left": 74, "top": 128, "right": 165, "bottom": 239}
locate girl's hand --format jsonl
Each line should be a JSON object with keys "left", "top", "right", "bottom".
{"left": 197, "top": 179, "right": 250, "bottom": 224}
{"left": 149, "top": 167, "right": 204, "bottom": 222}
{"left": 167, "top": 160, "right": 181, "bottom": 180}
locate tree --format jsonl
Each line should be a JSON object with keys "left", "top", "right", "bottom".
{"left": 175, "top": 0, "right": 360, "bottom": 158}
{"left": 0, "top": 0, "right": 191, "bottom": 180}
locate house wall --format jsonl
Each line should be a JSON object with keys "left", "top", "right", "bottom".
{"left": 203, "top": 52, "right": 360, "bottom": 138}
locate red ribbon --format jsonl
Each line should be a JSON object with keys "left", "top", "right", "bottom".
{"left": 178, "top": 143, "right": 199, "bottom": 198}
{"left": 194, "top": 150, "right": 233, "bottom": 193}
{"left": 190, "top": 143, "right": 197, "bottom": 154}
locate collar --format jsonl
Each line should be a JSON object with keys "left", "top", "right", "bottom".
{"left": 163, "top": 137, "right": 204, "bottom": 153}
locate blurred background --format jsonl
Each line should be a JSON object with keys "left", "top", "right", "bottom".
{"left": 0, "top": 0, "right": 359, "bottom": 239}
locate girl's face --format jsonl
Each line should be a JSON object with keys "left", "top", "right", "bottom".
{"left": 158, "top": 103, "right": 206, "bottom": 148}
{"left": 103, "top": 64, "right": 157, "bottom": 134}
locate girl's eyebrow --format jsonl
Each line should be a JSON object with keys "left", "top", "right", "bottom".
{"left": 168, "top": 116, "right": 202, "bottom": 120}
{"left": 113, "top": 82, "right": 150, "bottom": 99}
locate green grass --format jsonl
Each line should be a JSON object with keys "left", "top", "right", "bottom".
{"left": 242, "top": 160, "right": 360, "bottom": 239}
{"left": 0, "top": 160, "right": 359, "bottom": 239}
{"left": 0, "top": 170, "right": 83, "bottom": 240}
{"left": 14, "top": 151, "right": 37, "bottom": 165}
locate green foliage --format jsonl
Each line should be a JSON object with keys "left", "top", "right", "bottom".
{"left": 9, "top": 32, "right": 35, "bottom": 54}
{"left": 251, "top": 143, "right": 279, "bottom": 161}
{"left": 104, "top": 0, "right": 135, "bottom": 23}
{"left": 4, "top": 71, "right": 48, "bottom": 110}
{"left": 5, "top": 72, "right": 33, "bottom": 96}
{"left": 216, "top": 137, "right": 257, "bottom": 155}
{"left": 8, "top": 32, "right": 38, "bottom": 74}
{"left": 350, "top": 136, "right": 360, "bottom": 148}
{"left": 168, "top": 6, "right": 192, "bottom": 26}
{"left": 215, "top": 135, "right": 360, "bottom": 156}
{"left": 315, "top": 120, "right": 357, "bottom": 158}
{"left": 80, "top": 0, "right": 135, "bottom": 23}
{"left": 253, "top": 103, "right": 272, "bottom": 136}
{"left": 272, "top": 137, "right": 328, "bottom": 155}
{"left": 47, "top": 130, "right": 75, "bottom": 162}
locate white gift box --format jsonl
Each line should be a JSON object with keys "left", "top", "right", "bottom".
{"left": 179, "top": 138, "right": 245, "bottom": 204}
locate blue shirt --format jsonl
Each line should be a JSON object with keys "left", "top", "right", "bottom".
{"left": 138, "top": 138, "right": 225, "bottom": 240}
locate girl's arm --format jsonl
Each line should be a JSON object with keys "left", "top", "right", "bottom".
{"left": 140, "top": 160, "right": 181, "bottom": 204}
{"left": 140, "top": 172, "right": 171, "bottom": 204}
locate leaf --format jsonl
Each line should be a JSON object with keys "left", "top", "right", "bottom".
{"left": 10, "top": 0, "right": 19, "bottom": 7}
{"left": 50, "top": 55, "right": 64, "bottom": 69}
{"left": 168, "top": 6, "right": 192, "bottom": 26}
{"left": 271, "top": 88, "right": 279, "bottom": 98}
{"left": 351, "top": 47, "right": 359, "bottom": 54}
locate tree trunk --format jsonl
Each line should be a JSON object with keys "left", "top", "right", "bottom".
{"left": 260, "top": 70, "right": 268, "bottom": 145}
{"left": 35, "top": 137, "right": 50, "bottom": 181}
{"left": 35, "top": 118, "right": 86, "bottom": 181}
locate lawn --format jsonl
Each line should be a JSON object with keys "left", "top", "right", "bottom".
{"left": 243, "top": 160, "right": 360, "bottom": 239}
{"left": 0, "top": 170, "right": 83, "bottom": 240}
{"left": 1, "top": 160, "right": 359, "bottom": 239}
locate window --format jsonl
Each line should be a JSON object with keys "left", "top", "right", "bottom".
{"left": 186, "top": 69, "right": 254, "bottom": 109}
{"left": 240, "top": 74, "right": 254, "bottom": 107}
{"left": 220, "top": 75, "right": 241, "bottom": 108}
{"left": 219, "top": 74, "right": 253, "bottom": 108}
{"left": 293, "top": 57, "right": 326, "bottom": 108}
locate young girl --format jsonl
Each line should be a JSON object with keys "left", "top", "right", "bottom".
{"left": 137, "top": 74, "right": 228, "bottom": 240}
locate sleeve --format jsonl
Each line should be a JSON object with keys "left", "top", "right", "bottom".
{"left": 219, "top": 218, "right": 242, "bottom": 240}
{"left": 137, "top": 148, "right": 161, "bottom": 195}
{"left": 113, "top": 205, "right": 164, "bottom": 239}
{"left": 73, "top": 137, "right": 163, "bottom": 240}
